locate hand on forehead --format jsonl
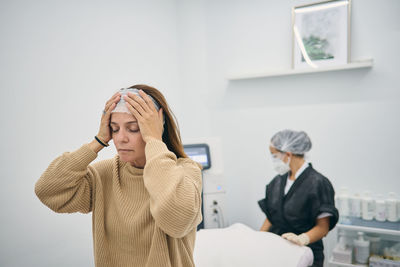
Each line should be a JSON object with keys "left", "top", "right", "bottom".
{"left": 112, "top": 88, "right": 160, "bottom": 114}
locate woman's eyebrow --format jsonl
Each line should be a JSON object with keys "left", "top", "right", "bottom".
{"left": 110, "top": 121, "right": 138, "bottom": 125}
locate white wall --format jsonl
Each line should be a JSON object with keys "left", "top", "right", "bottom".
{"left": 0, "top": 0, "right": 181, "bottom": 266}
{"left": 1, "top": 0, "right": 400, "bottom": 266}
{"left": 176, "top": 0, "right": 210, "bottom": 138}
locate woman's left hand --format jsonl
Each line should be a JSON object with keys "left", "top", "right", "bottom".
{"left": 124, "top": 90, "right": 164, "bottom": 143}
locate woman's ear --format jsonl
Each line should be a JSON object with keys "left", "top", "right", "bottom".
{"left": 158, "top": 108, "right": 165, "bottom": 124}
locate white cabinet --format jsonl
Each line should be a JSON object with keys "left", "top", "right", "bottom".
{"left": 328, "top": 218, "right": 400, "bottom": 267}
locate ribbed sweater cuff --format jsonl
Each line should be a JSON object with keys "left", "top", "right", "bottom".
{"left": 145, "top": 139, "right": 169, "bottom": 160}
{"left": 70, "top": 144, "right": 98, "bottom": 167}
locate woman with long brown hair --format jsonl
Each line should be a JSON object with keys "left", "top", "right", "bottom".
{"left": 35, "top": 84, "right": 202, "bottom": 267}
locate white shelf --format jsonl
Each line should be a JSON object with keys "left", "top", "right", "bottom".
{"left": 227, "top": 59, "right": 373, "bottom": 80}
{"left": 336, "top": 224, "right": 400, "bottom": 236}
{"left": 329, "top": 257, "right": 367, "bottom": 267}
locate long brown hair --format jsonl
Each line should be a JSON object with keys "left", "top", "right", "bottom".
{"left": 128, "top": 84, "right": 187, "bottom": 159}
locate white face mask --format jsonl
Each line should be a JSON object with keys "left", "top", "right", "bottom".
{"left": 272, "top": 156, "right": 290, "bottom": 175}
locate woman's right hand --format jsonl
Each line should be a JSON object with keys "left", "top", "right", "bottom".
{"left": 96, "top": 92, "right": 121, "bottom": 143}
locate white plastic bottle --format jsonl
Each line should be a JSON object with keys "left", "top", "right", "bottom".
{"left": 336, "top": 187, "right": 350, "bottom": 223}
{"left": 366, "top": 234, "right": 381, "bottom": 255}
{"left": 375, "top": 194, "right": 386, "bottom": 222}
{"left": 350, "top": 193, "right": 361, "bottom": 218}
{"left": 398, "top": 199, "right": 400, "bottom": 222}
{"left": 386, "top": 192, "right": 398, "bottom": 222}
{"left": 361, "top": 191, "right": 375, "bottom": 221}
{"left": 332, "top": 233, "right": 352, "bottom": 264}
{"left": 353, "top": 232, "right": 370, "bottom": 264}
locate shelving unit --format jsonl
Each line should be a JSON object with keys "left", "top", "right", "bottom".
{"left": 328, "top": 218, "right": 400, "bottom": 267}
{"left": 227, "top": 59, "right": 373, "bottom": 81}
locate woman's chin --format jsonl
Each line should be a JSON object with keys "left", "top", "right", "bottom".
{"left": 119, "top": 155, "right": 132, "bottom": 163}
{"left": 119, "top": 155, "right": 145, "bottom": 168}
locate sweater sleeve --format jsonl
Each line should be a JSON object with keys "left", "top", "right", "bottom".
{"left": 143, "top": 139, "right": 202, "bottom": 238}
{"left": 35, "top": 144, "right": 98, "bottom": 214}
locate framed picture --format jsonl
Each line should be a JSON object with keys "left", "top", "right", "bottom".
{"left": 292, "top": 0, "right": 351, "bottom": 69}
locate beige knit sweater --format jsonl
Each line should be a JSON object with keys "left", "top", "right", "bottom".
{"left": 35, "top": 139, "right": 202, "bottom": 267}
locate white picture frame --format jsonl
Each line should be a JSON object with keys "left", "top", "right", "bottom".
{"left": 292, "top": 0, "right": 351, "bottom": 69}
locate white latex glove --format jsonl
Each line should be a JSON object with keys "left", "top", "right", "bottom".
{"left": 282, "top": 232, "right": 310, "bottom": 246}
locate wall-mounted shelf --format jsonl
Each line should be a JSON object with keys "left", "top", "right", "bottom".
{"left": 227, "top": 59, "right": 373, "bottom": 81}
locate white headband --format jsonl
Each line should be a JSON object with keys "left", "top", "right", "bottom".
{"left": 112, "top": 88, "right": 161, "bottom": 114}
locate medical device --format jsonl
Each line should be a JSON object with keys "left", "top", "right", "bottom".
{"left": 183, "top": 143, "right": 211, "bottom": 170}
{"left": 184, "top": 143, "right": 212, "bottom": 230}
{"left": 183, "top": 139, "right": 226, "bottom": 229}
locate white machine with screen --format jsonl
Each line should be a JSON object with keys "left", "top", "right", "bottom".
{"left": 183, "top": 144, "right": 211, "bottom": 170}
{"left": 183, "top": 139, "right": 226, "bottom": 229}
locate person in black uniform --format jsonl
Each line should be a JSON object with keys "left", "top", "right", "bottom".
{"left": 258, "top": 129, "right": 338, "bottom": 267}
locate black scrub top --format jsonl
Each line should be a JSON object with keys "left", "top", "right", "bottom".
{"left": 258, "top": 163, "right": 338, "bottom": 260}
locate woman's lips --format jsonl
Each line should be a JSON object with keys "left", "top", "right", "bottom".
{"left": 118, "top": 149, "right": 133, "bottom": 152}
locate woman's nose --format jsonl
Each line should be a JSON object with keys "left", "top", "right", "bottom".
{"left": 115, "top": 130, "right": 129, "bottom": 143}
